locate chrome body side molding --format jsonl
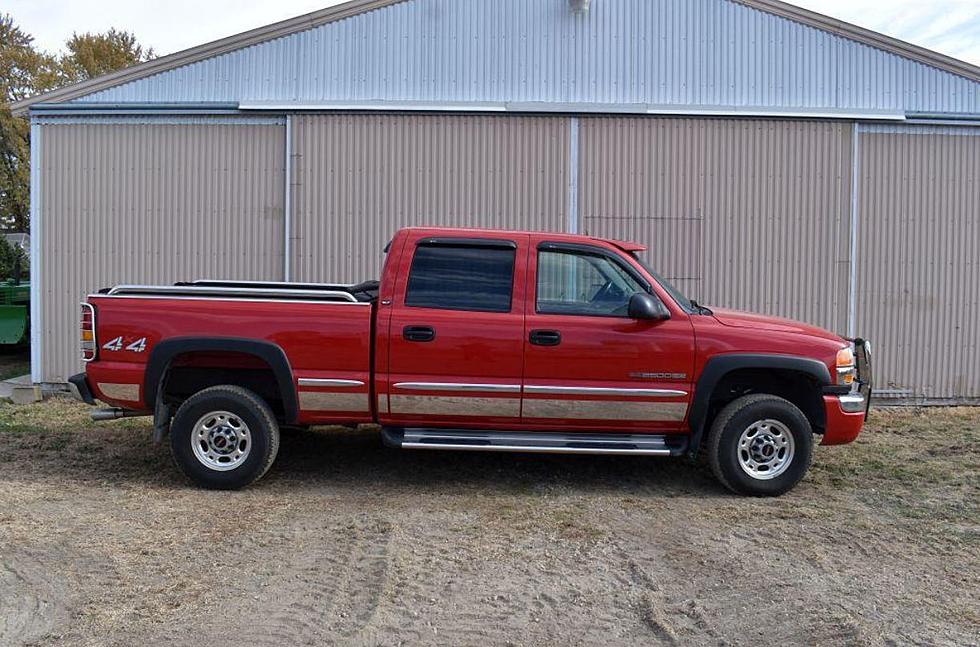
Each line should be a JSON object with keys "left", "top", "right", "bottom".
{"left": 389, "top": 395, "right": 521, "bottom": 417}
{"left": 522, "top": 399, "right": 688, "bottom": 421}
{"left": 297, "top": 378, "right": 365, "bottom": 388}
{"left": 393, "top": 382, "right": 521, "bottom": 393}
{"left": 298, "top": 391, "right": 370, "bottom": 412}
{"left": 523, "top": 385, "right": 687, "bottom": 397}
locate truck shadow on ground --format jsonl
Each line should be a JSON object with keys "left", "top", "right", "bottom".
{"left": 263, "top": 425, "right": 725, "bottom": 497}
{"left": 3, "top": 423, "right": 727, "bottom": 497}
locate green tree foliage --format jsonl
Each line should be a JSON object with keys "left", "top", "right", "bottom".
{"left": 0, "top": 14, "right": 154, "bottom": 233}
{"left": 60, "top": 29, "right": 154, "bottom": 83}
{"left": 0, "top": 14, "right": 59, "bottom": 233}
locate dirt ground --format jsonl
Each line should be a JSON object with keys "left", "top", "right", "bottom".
{"left": 0, "top": 400, "right": 977, "bottom": 646}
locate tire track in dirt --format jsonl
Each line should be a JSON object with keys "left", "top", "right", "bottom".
{"left": 0, "top": 549, "right": 70, "bottom": 646}
{"left": 329, "top": 518, "right": 393, "bottom": 640}
{"left": 609, "top": 541, "right": 721, "bottom": 645}
{"left": 242, "top": 528, "right": 357, "bottom": 646}
{"left": 210, "top": 516, "right": 393, "bottom": 646}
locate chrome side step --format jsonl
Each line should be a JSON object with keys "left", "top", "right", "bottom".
{"left": 382, "top": 428, "right": 687, "bottom": 456}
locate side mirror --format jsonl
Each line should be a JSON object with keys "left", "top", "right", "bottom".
{"left": 628, "top": 292, "right": 670, "bottom": 321}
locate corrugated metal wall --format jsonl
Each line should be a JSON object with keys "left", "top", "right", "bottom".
{"left": 36, "top": 117, "right": 285, "bottom": 382}
{"left": 578, "top": 117, "right": 851, "bottom": 332}
{"left": 77, "top": 0, "right": 980, "bottom": 116}
{"left": 856, "top": 125, "right": 980, "bottom": 401}
{"left": 34, "top": 113, "right": 980, "bottom": 401}
{"left": 290, "top": 114, "right": 569, "bottom": 282}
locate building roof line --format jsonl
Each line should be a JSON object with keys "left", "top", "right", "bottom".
{"left": 9, "top": 0, "right": 980, "bottom": 117}
{"left": 735, "top": 0, "right": 980, "bottom": 82}
{"left": 9, "top": 0, "right": 407, "bottom": 116}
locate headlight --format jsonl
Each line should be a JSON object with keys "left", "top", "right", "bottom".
{"left": 836, "top": 345, "right": 857, "bottom": 387}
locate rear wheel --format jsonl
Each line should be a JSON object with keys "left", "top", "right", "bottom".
{"left": 170, "top": 385, "right": 280, "bottom": 490}
{"left": 706, "top": 394, "right": 813, "bottom": 496}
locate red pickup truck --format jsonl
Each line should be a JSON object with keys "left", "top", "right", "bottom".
{"left": 71, "top": 227, "right": 871, "bottom": 496}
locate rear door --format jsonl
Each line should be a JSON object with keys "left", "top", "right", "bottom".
{"left": 521, "top": 240, "right": 696, "bottom": 432}
{"left": 382, "top": 232, "right": 529, "bottom": 428}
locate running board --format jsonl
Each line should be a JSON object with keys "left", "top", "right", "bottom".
{"left": 382, "top": 428, "right": 688, "bottom": 456}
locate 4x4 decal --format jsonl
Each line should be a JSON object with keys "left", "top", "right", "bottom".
{"left": 102, "top": 336, "right": 147, "bottom": 353}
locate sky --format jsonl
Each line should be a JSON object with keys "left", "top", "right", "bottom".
{"left": 6, "top": 0, "right": 980, "bottom": 68}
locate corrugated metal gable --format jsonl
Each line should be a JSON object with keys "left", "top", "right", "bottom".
{"left": 76, "top": 0, "right": 980, "bottom": 115}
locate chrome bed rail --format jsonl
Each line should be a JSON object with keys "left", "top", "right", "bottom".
{"left": 106, "top": 284, "right": 359, "bottom": 302}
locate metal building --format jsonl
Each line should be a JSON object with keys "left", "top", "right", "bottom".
{"left": 12, "top": 0, "right": 980, "bottom": 403}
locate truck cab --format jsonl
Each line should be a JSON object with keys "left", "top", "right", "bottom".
{"left": 72, "top": 226, "right": 871, "bottom": 496}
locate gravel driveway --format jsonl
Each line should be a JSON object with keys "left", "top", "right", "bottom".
{"left": 0, "top": 401, "right": 977, "bottom": 646}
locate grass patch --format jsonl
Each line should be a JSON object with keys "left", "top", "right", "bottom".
{"left": 810, "top": 406, "right": 980, "bottom": 533}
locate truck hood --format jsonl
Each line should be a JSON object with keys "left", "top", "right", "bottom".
{"left": 710, "top": 308, "right": 843, "bottom": 342}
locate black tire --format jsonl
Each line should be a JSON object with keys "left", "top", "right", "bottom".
{"left": 170, "top": 385, "right": 280, "bottom": 490}
{"left": 705, "top": 394, "right": 813, "bottom": 496}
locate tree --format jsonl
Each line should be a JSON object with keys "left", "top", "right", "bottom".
{"left": 60, "top": 29, "right": 154, "bottom": 83}
{"left": 0, "top": 14, "right": 154, "bottom": 233}
{"left": 0, "top": 14, "right": 60, "bottom": 233}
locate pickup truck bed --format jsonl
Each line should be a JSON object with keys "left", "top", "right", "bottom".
{"left": 86, "top": 285, "right": 375, "bottom": 425}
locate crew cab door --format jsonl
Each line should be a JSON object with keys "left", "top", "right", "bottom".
{"left": 381, "top": 232, "right": 529, "bottom": 427}
{"left": 521, "top": 240, "right": 695, "bottom": 432}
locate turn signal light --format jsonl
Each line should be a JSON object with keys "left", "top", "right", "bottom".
{"left": 836, "top": 347, "right": 856, "bottom": 386}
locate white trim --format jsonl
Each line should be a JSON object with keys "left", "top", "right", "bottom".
{"left": 645, "top": 107, "right": 906, "bottom": 121}
{"left": 241, "top": 101, "right": 507, "bottom": 113}
{"left": 568, "top": 117, "right": 580, "bottom": 234}
{"left": 29, "top": 119, "right": 41, "bottom": 384}
{"left": 847, "top": 123, "right": 861, "bottom": 338}
{"left": 240, "top": 101, "right": 908, "bottom": 122}
{"left": 33, "top": 115, "right": 284, "bottom": 126}
{"left": 284, "top": 114, "right": 293, "bottom": 281}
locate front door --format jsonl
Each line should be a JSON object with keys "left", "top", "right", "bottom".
{"left": 384, "top": 232, "right": 529, "bottom": 428}
{"left": 522, "top": 240, "right": 696, "bottom": 432}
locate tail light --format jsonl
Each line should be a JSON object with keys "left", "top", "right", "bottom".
{"left": 80, "top": 303, "right": 97, "bottom": 361}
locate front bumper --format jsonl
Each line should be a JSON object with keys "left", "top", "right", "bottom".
{"left": 821, "top": 339, "right": 872, "bottom": 445}
{"left": 821, "top": 395, "right": 866, "bottom": 444}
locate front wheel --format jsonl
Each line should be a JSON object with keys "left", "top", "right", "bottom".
{"left": 170, "top": 385, "right": 280, "bottom": 490}
{"left": 706, "top": 394, "right": 813, "bottom": 496}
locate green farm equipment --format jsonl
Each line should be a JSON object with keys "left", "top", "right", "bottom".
{"left": 0, "top": 279, "right": 29, "bottom": 346}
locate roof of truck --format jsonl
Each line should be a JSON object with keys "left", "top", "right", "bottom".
{"left": 398, "top": 227, "right": 647, "bottom": 253}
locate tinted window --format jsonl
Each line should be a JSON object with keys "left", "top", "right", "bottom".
{"left": 536, "top": 250, "right": 645, "bottom": 317}
{"left": 406, "top": 244, "right": 515, "bottom": 313}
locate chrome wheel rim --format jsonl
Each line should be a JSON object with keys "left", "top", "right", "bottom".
{"left": 191, "top": 411, "right": 251, "bottom": 471}
{"left": 737, "top": 418, "right": 795, "bottom": 480}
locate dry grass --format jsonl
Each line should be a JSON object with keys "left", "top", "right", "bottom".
{"left": 0, "top": 399, "right": 978, "bottom": 646}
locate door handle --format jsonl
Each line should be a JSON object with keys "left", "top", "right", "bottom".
{"left": 403, "top": 325, "right": 436, "bottom": 342}
{"left": 529, "top": 329, "right": 561, "bottom": 347}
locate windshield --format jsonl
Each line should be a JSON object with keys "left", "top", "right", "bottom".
{"left": 629, "top": 253, "right": 695, "bottom": 314}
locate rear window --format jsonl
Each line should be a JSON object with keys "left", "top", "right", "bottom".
{"left": 405, "top": 244, "right": 516, "bottom": 313}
